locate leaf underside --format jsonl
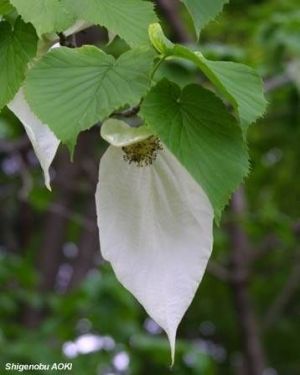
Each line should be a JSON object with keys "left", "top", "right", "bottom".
{"left": 25, "top": 46, "right": 154, "bottom": 147}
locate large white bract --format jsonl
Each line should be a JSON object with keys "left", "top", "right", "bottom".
{"left": 95, "top": 144, "right": 214, "bottom": 362}
{"left": 8, "top": 89, "right": 59, "bottom": 190}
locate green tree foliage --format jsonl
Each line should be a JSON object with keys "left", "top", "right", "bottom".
{"left": 0, "top": 18, "right": 37, "bottom": 110}
{"left": 0, "top": 0, "right": 299, "bottom": 374}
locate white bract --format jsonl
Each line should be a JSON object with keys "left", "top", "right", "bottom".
{"left": 101, "top": 118, "right": 153, "bottom": 147}
{"left": 95, "top": 125, "right": 214, "bottom": 363}
{"left": 8, "top": 89, "right": 59, "bottom": 190}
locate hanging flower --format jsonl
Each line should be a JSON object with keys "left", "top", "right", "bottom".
{"left": 96, "top": 119, "right": 214, "bottom": 363}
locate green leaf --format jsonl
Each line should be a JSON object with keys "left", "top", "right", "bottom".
{"left": 149, "top": 23, "right": 267, "bottom": 133}
{"left": 181, "top": 0, "right": 229, "bottom": 35}
{"left": 25, "top": 46, "right": 154, "bottom": 146}
{"left": 0, "top": 0, "right": 14, "bottom": 15}
{"left": 10, "top": 0, "right": 75, "bottom": 36}
{"left": 197, "top": 58, "right": 268, "bottom": 130}
{"left": 0, "top": 18, "right": 37, "bottom": 111}
{"left": 141, "top": 79, "right": 249, "bottom": 219}
{"left": 62, "top": 0, "right": 157, "bottom": 47}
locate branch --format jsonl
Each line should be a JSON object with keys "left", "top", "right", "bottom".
{"left": 67, "top": 200, "right": 101, "bottom": 290}
{"left": 207, "top": 260, "right": 230, "bottom": 282}
{"left": 155, "top": 0, "right": 192, "bottom": 43}
{"left": 228, "top": 188, "right": 266, "bottom": 375}
{"left": 263, "top": 252, "right": 300, "bottom": 330}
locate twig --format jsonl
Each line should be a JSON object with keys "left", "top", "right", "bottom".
{"left": 111, "top": 105, "right": 140, "bottom": 118}
{"left": 57, "top": 32, "right": 77, "bottom": 48}
{"left": 264, "top": 73, "right": 291, "bottom": 93}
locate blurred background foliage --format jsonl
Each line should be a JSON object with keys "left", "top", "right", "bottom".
{"left": 0, "top": 0, "right": 299, "bottom": 374}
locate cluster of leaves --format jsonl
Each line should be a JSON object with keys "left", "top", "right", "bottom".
{"left": 1, "top": 0, "right": 300, "bottom": 373}
{"left": 0, "top": 0, "right": 266, "bottom": 220}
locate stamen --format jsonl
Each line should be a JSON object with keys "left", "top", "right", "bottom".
{"left": 122, "top": 136, "right": 163, "bottom": 167}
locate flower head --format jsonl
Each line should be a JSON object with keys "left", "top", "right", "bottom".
{"left": 122, "top": 136, "right": 163, "bottom": 166}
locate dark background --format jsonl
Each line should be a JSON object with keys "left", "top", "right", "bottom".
{"left": 0, "top": 0, "right": 299, "bottom": 374}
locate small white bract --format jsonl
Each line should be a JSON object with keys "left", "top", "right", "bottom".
{"left": 8, "top": 89, "right": 59, "bottom": 190}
